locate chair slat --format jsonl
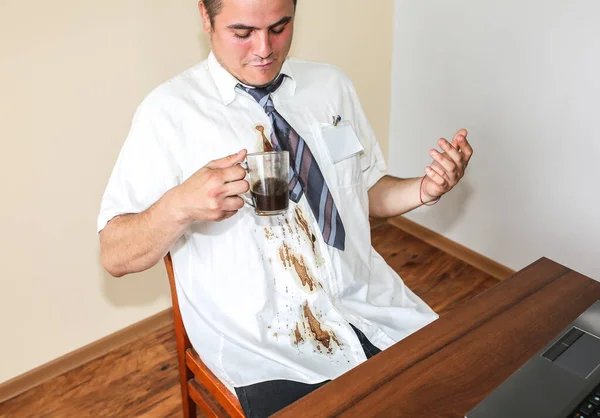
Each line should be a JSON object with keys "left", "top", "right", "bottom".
{"left": 164, "top": 253, "right": 245, "bottom": 418}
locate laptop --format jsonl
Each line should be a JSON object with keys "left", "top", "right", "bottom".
{"left": 467, "top": 300, "right": 600, "bottom": 418}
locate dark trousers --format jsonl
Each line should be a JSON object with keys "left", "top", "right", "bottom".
{"left": 234, "top": 324, "right": 381, "bottom": 418}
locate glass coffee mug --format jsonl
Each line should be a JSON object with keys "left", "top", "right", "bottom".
{"left": 241, "top": 151, "right": 290, "bottom": 216}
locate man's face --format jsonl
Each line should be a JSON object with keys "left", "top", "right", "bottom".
{"left": 200, "top": 0, "right": 295, "bottom": 87}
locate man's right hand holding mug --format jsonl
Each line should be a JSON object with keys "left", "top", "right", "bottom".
{"left": 173, "top": 149, "right": 249, "bottom": 223}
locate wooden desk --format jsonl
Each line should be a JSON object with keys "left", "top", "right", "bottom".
{"left": 274, "top": 258, "right": 600, "bottom": 418}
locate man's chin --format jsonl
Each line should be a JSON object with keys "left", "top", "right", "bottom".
{"left": 246, "top": 74, "right": 279, "bottom": 88}
{"left": 242, "top": 65, "right": 284, "bottom": 87}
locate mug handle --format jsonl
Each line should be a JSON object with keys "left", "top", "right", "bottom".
{"left": 242, "top": 194, "right": 255, "bottom": 208}
{"left": 237, "top": 161, "right": 255, "bottom": 208}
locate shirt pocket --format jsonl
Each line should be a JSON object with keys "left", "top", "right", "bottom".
{"left": 309, "top": 124, "right": 362, "bottom": 188}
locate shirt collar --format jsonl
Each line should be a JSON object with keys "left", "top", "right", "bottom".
{"left": 207, "top": 51, "right": 296, "bottom": 105}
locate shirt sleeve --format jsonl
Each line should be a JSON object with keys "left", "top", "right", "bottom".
{"left": 346, "top": 81, "right": 387, "bottom": 190}
{"left": 97, "top": 97, "right": 182, "bottom": 233}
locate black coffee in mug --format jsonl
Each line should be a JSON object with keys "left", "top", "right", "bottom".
{"left": 251, "top": 177, "right": 289, "bottom": 213}
{"left": 243, "top": 151, "right": 289, "bottom": 216}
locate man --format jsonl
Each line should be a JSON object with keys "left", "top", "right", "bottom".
{"left": 98, "top": 0, "right": 473, "bottom": 416}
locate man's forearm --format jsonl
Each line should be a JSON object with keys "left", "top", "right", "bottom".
{"left": 368, "top": 175, "right": 435, "bottom": 218}
{"left": 99, "top": 188, "right": 190, "bottom": 277}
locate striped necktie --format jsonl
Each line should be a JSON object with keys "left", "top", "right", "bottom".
{"left": 238, "top": 75, "right": 346, "bottom": 251}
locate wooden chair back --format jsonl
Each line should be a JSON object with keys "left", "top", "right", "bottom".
{"left": 164, "top": 253, "right": 244, "bottom": 418}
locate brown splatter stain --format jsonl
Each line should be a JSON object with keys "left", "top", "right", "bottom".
{"left": 295, "top": 207, "right": 311, "bottom": 238}
{"left": 274, "top": 333, "right": 278, "bottom": 339}
{"left": 331, "top": 334, "right": 342, "bottom": 348}
{"left": 291, "top": 254, "right": 317, "bottom": 291}
{"left": 284, "top": 218, "right": 294, "bottom": 235}
{"left": 279, "top": 243, "right": 321, "bottom": 291}
{"left": 279, "top": 243, "right": 291, "bottom": 268}
{"left": 303, "top": 302, "right": 331, "bottom": 349}
{"left": 295, "top": 207, "right": 318, "bottom": 253}
{"left": 264, "top": 226, "right": 274, "bottom": 240}
{"left": 256, "top": 125, "right": 274, "bottom": 152}
{"left": 293, "top": 324, "right": 304, "bottom": 345}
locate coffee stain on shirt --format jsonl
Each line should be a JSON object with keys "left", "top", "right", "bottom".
{"left": 284, "top": 218, "right": 294, "bottom": 236}
{"left": 303, "top": 302, "right": 331, "bottom": 349}
{"left": 278, "top": 242, "right": 321, "bottom": 292}
{"left": 294, "top": 207, "right": 323, "bottom": 266}
{"left": 331, "top": 333, "right": 342, "bottom": 349}
{"left": 293, "top": 324, "right": 304, "bottom": 345}
{"left": 304, "top": 303, "right": 344, "bottom": 354}
{"left": 256, "top": 125, "right": 274, "bottom": 152}
{"left": 285, "top": 304, "right": 341, "bottom": 354}
{"left": 291, "top": 254, "right": 317, "bottom": 292}
{"left": 279, "top": 243, "right": 292, "bottom": 268}
{"left": 264, "top": 226, "right": 274, "bottom": 240}
{"left": 295, "top": 208, "right": 311, "bottom": 243}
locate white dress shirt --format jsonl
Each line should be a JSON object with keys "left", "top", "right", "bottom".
{"left": 98, "top": 52, "right": 438, "bottom": 392}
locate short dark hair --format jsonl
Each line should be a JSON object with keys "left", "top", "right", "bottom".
{"left": 203, "top": 0, "right": 297, "bottom": 25}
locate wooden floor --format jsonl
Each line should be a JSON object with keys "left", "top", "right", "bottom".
{"left": 0, "top": 221, "right": 500, "bottom": 418}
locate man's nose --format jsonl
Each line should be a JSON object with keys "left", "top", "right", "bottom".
{"left": 254, "top": 31, "right": 273, "bottom": 60}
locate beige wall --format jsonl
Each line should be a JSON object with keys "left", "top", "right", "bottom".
{"left": 0, "top": 0, "right": 393, "bottom": 383}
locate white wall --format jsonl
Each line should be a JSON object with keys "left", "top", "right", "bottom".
{"left": 0, "top": 0, "right": 394, "bottom": 383}
{"left": 389, "top": 0, "right": 600, "bottom": 280}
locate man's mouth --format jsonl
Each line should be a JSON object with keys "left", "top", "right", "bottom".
{"left": 252, "top": 61, "right": 275, "bottom": 70}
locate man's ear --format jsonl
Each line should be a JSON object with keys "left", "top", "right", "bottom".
{"left": 198, "top": 1, "right": 212, "bottom": 34}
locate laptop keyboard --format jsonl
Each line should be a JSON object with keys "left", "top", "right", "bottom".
{"left": 570, "top": 383, "right": 600, "bottom": 417}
